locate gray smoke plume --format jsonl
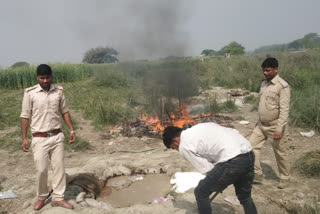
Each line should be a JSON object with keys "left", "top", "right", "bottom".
{"left": 66, "top": 0, "right": 193, "bottom": 60}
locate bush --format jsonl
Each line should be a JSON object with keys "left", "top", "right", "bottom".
{"left": 11, "top": 61, "right": 29, "bottom": 68}
{"left": 293, "top": 150, "right": 320, "bottom": 177}
{"left": 95, "top": 71, "right": 128, "bottom": 88}
{"left": 244, "top": 95, "right": 257, "bottom": 104}
{"left": 83, "top": 47, "right": 119, "bottom": 64}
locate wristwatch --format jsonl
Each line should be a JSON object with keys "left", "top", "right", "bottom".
{"left": 70, "top": 130, "right": 76, "bottom": 134}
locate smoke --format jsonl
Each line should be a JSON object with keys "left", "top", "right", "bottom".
{"left": 66, "top": 0, "right": 193, "bottom": 60}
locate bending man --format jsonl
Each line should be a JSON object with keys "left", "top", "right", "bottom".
{"left": 163, "top": 122, "right": 257, "bottom": 214}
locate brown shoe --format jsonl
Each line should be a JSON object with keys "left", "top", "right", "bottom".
{"left": 34, "top": 199, "right": 45, "bottom": 211}
{"left": 51, "top": 200, "right": 74, "bottom": 209}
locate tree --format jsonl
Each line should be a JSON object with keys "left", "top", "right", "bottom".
{"left": 11, "top": 61, "right": 29, "bottom": 68}
{"left": 82, "top": 47, "right": 119, "bottom": 64}
{"left": 219, "top": 41, "right": 245, "bottom": 55}
{"left": 201, "top": 49, "right": 216, "bottom": 56}
{"left": 302, "top": 33, "right": 320, "bottom": 49}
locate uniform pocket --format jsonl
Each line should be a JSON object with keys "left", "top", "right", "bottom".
{"left": 49, "top": 97, "right": 60, "bottom": 109}
{"left": 265, "top": 91, "right": 279, "bottom": 110}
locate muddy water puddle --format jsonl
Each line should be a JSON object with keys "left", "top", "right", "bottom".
{"left": 98, "top": 174, "right": 172, "bottom": 207}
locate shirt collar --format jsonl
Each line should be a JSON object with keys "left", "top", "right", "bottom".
{"left": 35, "top": 84, "right": 55, "bottom": 93}
{"left": 267, "top": 74, "right": 279, "bottom": 85}
{"left": 270, "top": 74, "right": 279, "bottom": 84}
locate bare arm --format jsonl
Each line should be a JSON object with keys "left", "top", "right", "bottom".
{"left": 179, "top": 147, "right": 213, "bottom": 174}
{"left": 21, "top": 118, "right": 29, "bottom": 152}
{"left": 62, "top": 112, "right": 76, "bottom": 144}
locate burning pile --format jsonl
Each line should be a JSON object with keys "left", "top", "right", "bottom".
{"left": 107, "top": 104, "right": 234, "bottom": 138}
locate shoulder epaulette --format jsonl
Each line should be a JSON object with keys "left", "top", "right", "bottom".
{"left": 55, "top": 85, "right": 64, "bottom": 90}
{"left": 278, "top": 77, "right": 289, "bottom": 88}
{"left": 25, "top": 85, "right": 38, "bottom": 93}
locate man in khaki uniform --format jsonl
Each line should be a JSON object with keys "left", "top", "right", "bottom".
{"left": 249, "top": 58, "right": 290, "bottom": 189}
{"left": 21, "top": 64, "right": 76, "bottom": 210}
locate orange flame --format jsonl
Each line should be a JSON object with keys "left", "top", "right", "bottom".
{"left": 141, "top": 104, "right": 196, "bottom": 132}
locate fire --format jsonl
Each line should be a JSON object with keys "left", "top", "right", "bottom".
{"left": 141, "top": 104, "right": 196, "bottom": 132}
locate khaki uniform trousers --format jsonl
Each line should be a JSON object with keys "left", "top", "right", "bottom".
{"left": 249, "top": 121, "right": 289, "bottom": 180}
{"left": 31, "top": 132, "right": 66, "bottom": 201}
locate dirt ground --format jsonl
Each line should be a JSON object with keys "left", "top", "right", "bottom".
{"left": 0, "top": 88, "right": 319, "bottom": 214}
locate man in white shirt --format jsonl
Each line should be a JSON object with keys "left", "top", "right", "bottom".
{"left": 163, "top": 122, "right": 257, "bottom": 214}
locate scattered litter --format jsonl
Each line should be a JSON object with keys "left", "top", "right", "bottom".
{"left": 76, "top": 192, "right": 86, "bottom": 203}
{"left": 170, "top": 172, "right": 205, "bottom": 193}
{"left": 300, "top": 130, "right": 315, "bottom": 138}
{"left": 108, "top": 142, "right": 114, "bottom": 146}
{"left": 223, "top": 195, "right": 240, "bottom": 206}
{"left": 0, "top": 190, "right": 17, "bottom": 199}
{"left": 235, "top": 99, "right": 244, "bottom": 107}
{"left": 238, "top": 120, "right": 250, "bottom": 125}
{"left": 129, "top": 175, "right": 144, "bottom": 182}
{"left": 153, "top": 194, "right": 174, "bottom": 204}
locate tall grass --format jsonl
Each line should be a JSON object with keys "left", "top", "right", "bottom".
{"left": 202, "top": 50, "right": 320, "bottom": 131}
{"left": 0, "top": 50, "right": 318, "bottom": 131}
{"left": 0, "top": 63, "right": 93, "bottom": 89}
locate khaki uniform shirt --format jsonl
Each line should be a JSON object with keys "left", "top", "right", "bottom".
{"left": 20, "top": 84, "right": 69, "bottom": 133}
{"left": 258, "top": 74, "right": 290, "bottom": 132}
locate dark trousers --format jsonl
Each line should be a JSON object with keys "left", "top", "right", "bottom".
{"left": 194, "top": 151, "right": 257, "bottom": 214}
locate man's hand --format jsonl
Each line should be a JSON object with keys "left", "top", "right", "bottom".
{"left": 22, "top": 139, "right": 29, "bottom": 152}
{"left": 273, "top": 131, "right": 282, "bottom": 140}
{"left": 69, "top": 133, "right": 76, "bottom": 144}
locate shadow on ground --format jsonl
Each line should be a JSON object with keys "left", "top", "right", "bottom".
{"left": 261, "top": 162, "right": 279, "bottom": 181}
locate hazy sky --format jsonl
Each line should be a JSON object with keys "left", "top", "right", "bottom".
{"left": 1, "top": 0, "right": 319, "bottom": 67}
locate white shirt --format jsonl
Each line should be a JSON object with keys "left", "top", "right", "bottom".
{"left": 179, "top": 122, "right": 252, "bottom": 174}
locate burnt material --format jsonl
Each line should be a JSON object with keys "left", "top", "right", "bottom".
{"left": 119, "top": 114, "right": 234, "bottom": 138}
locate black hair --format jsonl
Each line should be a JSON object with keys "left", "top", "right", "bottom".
{"left": 36, "top": 64, "right": 52, "bottom": 76}
{"left": 261, "top": 58, "right": 278, "bottom": 68}
{"left": 162, "top": 126, "right": 182, "bottom": 148}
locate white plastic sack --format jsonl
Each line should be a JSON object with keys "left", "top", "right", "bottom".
{"left": 170, "top": 172, "right": 205, "bottom": 193}
{"left": 239, "top": 120, "right": 250, "bottom": 125}
{"left": 0, "top": 190, "right": 17, "bottom": 199}
{"left": 300, "top": 130, "right": 315, "bottom": 138}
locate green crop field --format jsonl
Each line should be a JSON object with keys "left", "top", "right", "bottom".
{"left": 0, "top": 49, "right": 319, "bottom": 151}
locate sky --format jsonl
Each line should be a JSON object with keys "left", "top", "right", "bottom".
{"left": 0, "top": 0, "right": 319, "bottom": 67}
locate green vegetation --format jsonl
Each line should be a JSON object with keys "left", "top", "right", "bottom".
{"left": 286, "top": 201, "right": 320, "bottom": 214}
{"left": 11, "top": 61, "right": 29, "bottom": 68}
{"left": 201, "top": 49, "right": 216, "bottom": 56}
{"left": 218, "top": 41, "right": 245, "bottom": 56}
{"left": 201, "top": 41, "right": 245, "bottom": 56}
{"left": 209, "top": 99, "right": 238, "bottom": 114}
{"left": 253, "top": 32, "right": 320, "bottom": 54}
{"left": 293, "top": 150, "right": 320, "bottom": 177}
{"left": 0, "top": 63, "right": 92, "bottom": 89}
{"left": 202, "top": 50, "right": 320, "bottom": 130}
{"left": 243, "top": 95, "right": 257, "bottom": 104}
{"left": 0, "top": 49, "right": 318, "bottom": 152}
{"left": 82, "top": 46, "right": 119, "bottom": 64}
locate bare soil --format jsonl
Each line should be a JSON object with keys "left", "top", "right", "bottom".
{"left": 0, "top": 88, "right": 319, "bottom": 214}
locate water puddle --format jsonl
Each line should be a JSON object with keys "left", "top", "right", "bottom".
{"left": 98, "top": 174, "right": 172, "bottom": 207}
